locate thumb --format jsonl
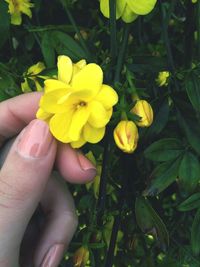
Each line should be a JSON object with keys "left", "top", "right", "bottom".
{"left": 0, "top": 119, "right": 56, "bottom": 262}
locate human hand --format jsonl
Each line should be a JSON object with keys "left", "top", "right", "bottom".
{"left": 0, "top": 92, "right": 96, "bottom": 267}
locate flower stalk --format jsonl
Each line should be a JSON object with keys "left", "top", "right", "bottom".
{"left": 114, "top": 24, "right": 130, "bottom": 84}
{"left": 197, "top": 0, "right": 200, "bottom": 61}
{"left": 109, "top": 0, "right": 118, "bottom": 67}
{"left": 160, "top": 0, "right": 178, "bottom": 91}
{"left": 61, "top": 3, "right": 92, "bottom": 61}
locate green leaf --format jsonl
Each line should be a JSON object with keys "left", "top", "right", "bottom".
{"left": 185, "top": 72, "right": 200, "bottom": 112}
{"left": 144, "top": 157, "right": 182, "bottom": 196}
{"left": 178, "top": 193, "right": 200, "bottom": 211}
{"left": 178, "top": 152, "right": 200, "bottom": 193}
{"left": 89, "top": 243, "right": 105, "bottom": 249}
{"left": 191, "top": 208, "right": 200, "bottom": 256}
{"left": 41, "top": 32, "right": 56, "bottom": 68}
{"left": 177, "top": 110, "right": 200, "bottom": 156}
{"left": 135, "top": 196, "right": 169, "bottom": 250}
{"left": 52, "top": 31, "right": 88, "bottom": 61}
{"left": 0, "top": 1, "right": 10, "bottom": 48}
{"left": 145, "top": 99, "right": 170, "bottom": 138}
{"left": 0, "top": 64, "right": 20, "bottom": 101}
{"left": 127, "top": 56, "right": 168, "bottom": 73}
{"left": 144, "top": 138, "right": 183, "bottom": 162}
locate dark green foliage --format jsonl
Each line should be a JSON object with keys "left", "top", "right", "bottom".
{"left": 1, "top": 0, "right": 200, "bottom": 266}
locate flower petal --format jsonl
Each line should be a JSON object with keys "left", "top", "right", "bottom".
{"left": 28, "top": 62, "right": 45, "bottom": 75}
{"left": 116, "top": 0, "right": 127, "bottom": 18}
{"left": 83, "top": 123, "right": 105, "bottom": 143}
{"left": 72, "top": 63, "right": 103, "bottom": 96}
{"left": 75, "top": 59, "right": 87, "bottom": 69}
{"left": 126, "top": 0, "right": 157, "bottom": 15}
{"left": 68, "top": 106, "right": 90, "bottom": 141}
{"left": 121, "top": 6, "right": 138, "bottom": 23}
{"left": 57, "top": 55, "right": 73, "bottom": 84}
{"left": 73, "top": 59, "right": 87, "bottom": 77}
{"left": 49, "top": 112, "right": 73, "bottom": 143}
{"left": 100, "top": 0, "right": 126, "bottom": 19}
{"left": 40, "top": 89, "right": 71, "bottom": 113}
{"left": 36, "top": 108, "right": 52, "bottom": 122}
{"left": 95, "top": 84, "right": 118, "bottom": 109}
{"left": 44, "top": 79, "right": 70, "bottom": 93}
{"left": 100, "top": 0, "right": 110, "bottom": 18}
{"left": 71, "top": 136, "right": 87, "bottom": 148}
{"left": 88, "top": 101, "right": 111, "bottom": 128}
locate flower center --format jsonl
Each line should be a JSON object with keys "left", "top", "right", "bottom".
{"left": 75, "top": 101, "right": 86, "bottom": 109}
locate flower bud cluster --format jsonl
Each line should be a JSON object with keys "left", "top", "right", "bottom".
{"left": 113, "top": 100, "right": 153, "bottom": 154}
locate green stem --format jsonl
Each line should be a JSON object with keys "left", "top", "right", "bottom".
{"left": 109, "top": 0, "right": 117, "bottom": 68}
{"left": 160, "top": 0, "right": 178, "bottom": 91}
{"left": 26, "top": 25, "right": 75, "bottom": 33}
{"left": 184, "top": 1, "right": 195, "bottom": 68}
{"left": 62, "top": 5, "right": 92, "bottom": 61}
{"left": 197, "top": 0, "right": 200, "bottom": 61}
{"left": 97, "top": 127, "right": 112, "bottom": 224}
{"left": 114, "top": 24, "right": 130, "bottom": 84}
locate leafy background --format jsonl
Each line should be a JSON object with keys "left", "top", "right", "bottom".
{"left": 1, "top": 0, "right": 200, "bottom": 266}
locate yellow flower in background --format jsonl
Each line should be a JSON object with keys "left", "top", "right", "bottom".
{"left": 113, "top": 120, "right": 139, "bottom": 153}
{"left": 131, "top": 100, "right": 153, "bottom": 127}
{"left": 5, "top": 0, "right": 34, "bottom": 25}
{"left": 21, "top": 62, "right": 46, "bottom": 93}
{"left": 73, "top": 246, "right": 90, "bottom": 267}
{"left": 100, "top": 0, "right": 157, "bottom": 23}
{"left": 156, "top": 71, "right": 170, "bottom": 87}
{"left": 37, "top": 55, "right": 118, "bottom": 148}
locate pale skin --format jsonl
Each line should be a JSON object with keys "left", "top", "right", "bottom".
{"left": 0, "top": 92, "right": 96, "bottom": 267}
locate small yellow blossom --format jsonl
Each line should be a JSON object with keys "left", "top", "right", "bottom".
{"left": 113, "top": 120, "right": 139, "bottom": 153}
{"left": 5, "top": 0, "right": 34, "bottom": 25}
{"left": 73, "top": 246, "right": 89, "bottom": 267}
{"left": 37, "top": 55, "right": 118, "bottom": 148}
{"left": 100, "top": 0, "right": 157, "bottom": 23}
{"left": 21, "top": 62, "right": 46, "bottom": 93}
{"left": 156, "top": 71, "right": 170, "bottom": 87}
{"left": 131, "top": 100, "right": 153, "bottom": 127}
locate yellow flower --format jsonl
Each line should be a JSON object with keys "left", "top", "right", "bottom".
{"left": 113, "top": 120, "right": 139, "bottom": 153}
{"left": 100, "top": 0, "right": 157, "bottom": 23}
{"left": 21, "top": 62, "right": 46, "bottom": 93}
{"left": 73, "top": 246, "right": 90, "bottom": 267}
{"left": 5, "top": 0, "right": 34, "bottom": 25}
{"left": 131, "top": 100, "right": 153, "bottom": 127}
{"left": 156, "top": 71, "right": 170, "bottom": 87}
{"left": 36, "top": 55, "right": 118, "bottom": 148}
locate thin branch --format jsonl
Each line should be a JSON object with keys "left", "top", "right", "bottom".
{"left": 114, "top": 24, "right": 130, "bottom": 84}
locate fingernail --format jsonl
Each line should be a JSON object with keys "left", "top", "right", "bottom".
{"left": 77, "top": 152, "right": 96, "bottom": 173}
{"left": 40, "top": 244, "right": 65, "bottom": 267}
{"left": 17, "top": 119, "right": 53, "bottom": 158}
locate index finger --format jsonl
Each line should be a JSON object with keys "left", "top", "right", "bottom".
{"left": 0, "top": 92, "right": 42, "bottom": 144}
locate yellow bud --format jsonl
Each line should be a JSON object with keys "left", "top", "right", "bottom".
{"left": 74, "top": 30, "right": 88, "bottom": 41}
{"left": 131, "top": 100, "right": 153, "bottom": 127}
{"left": 156, "top": 71, "right": 170, "bottom": 87}
{"left": 73, "top": 246, "right": 89, "bottom": 267}
{"left": 113, "top": 120, "right": 139, "bottom": 153}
